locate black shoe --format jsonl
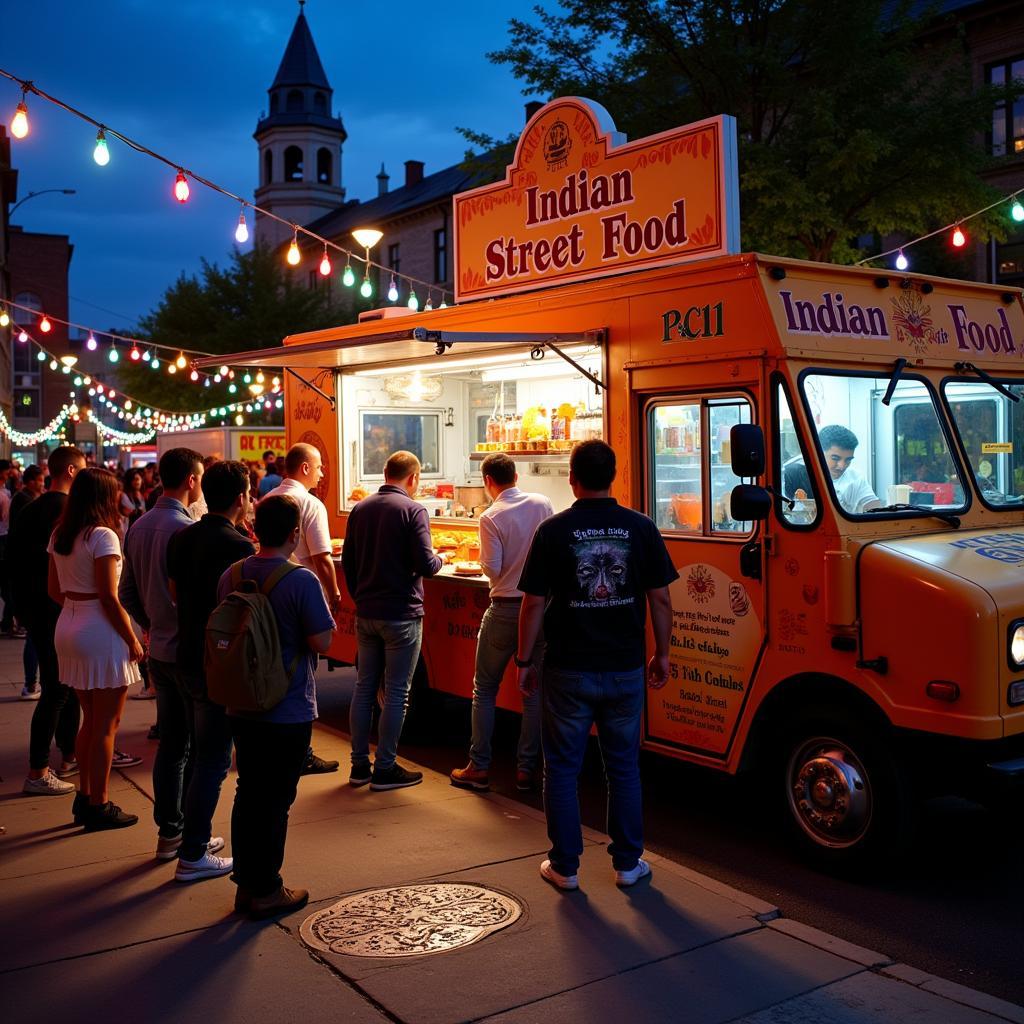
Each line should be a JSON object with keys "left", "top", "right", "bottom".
{"left": 147, "top": 724, "right": 160, "bottom": 740}
{"left": 369, "top": 764, "right": 423, "bottom": 791}
{"left": 349, "top": 763, "right": 372, "bottom": 788}
{"left": 301, "top": 753, "right": 339, "bottom": 775}
{"left": 84, "top": 801, "right": 139, "bottom": 831}
{"left": 72, "top": 791, "right": 87, "bottom": 825}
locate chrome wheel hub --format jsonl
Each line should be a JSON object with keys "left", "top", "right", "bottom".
{"left": 787, "top": 737, "right": 872, "bottom": 849}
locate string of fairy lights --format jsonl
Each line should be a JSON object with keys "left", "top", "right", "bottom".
{"left": 2, "top": 68, "right": 453, "bottom": 309}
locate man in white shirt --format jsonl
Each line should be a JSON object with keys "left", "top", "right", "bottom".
{"left": 819, "top": 424, "right": 881, "bottom": 514}
{"left": 264, "top": 442, "right": 341, "bottom": 775}
{"left": 451, "top": 453, "right": 553, "bottom": 793}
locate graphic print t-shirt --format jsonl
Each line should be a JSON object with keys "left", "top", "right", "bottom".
{"left": 518, "top": 498, "right": 678, "bottom": 671}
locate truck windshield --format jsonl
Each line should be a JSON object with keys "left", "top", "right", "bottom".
{"left": 796, "top": 372, "right": 966, "bottom": 518}
{"left": 943, "top": 379, "right": 1024, "bottom": 508}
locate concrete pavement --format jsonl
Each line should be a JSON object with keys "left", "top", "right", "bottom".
{"left": 1, "top": 645, "right": 1021, "bottom": 1024}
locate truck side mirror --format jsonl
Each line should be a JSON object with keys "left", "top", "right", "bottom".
{"left": 730, "top": 424, "right": 765, "bottom": 477}
{"left": 731, "top": 484, "right": 771, "bottom": 522}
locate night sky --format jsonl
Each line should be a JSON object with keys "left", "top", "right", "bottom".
{"left": 3, "top": 1, "right": 534, "bottom": 332}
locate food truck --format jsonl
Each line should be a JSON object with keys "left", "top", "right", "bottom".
{"left": 200, "top": 97, "right": 1024, "bottom": 864}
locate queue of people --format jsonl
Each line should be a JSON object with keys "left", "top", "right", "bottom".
{"left": 14, "top": 436, "right": 674, "bottom": 916}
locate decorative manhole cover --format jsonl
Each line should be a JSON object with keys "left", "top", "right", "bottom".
{"left": 299, "top": 883, "right": 523, "bottom": 958}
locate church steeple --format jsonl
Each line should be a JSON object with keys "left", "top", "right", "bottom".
{"left": 254, "top": 2, "right": 346, "bottom": 248}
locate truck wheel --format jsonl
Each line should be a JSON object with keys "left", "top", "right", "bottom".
{"left": 781, "top": 715, "right": 915, "bottom": 868}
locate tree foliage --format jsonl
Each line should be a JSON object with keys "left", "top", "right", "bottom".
{"left": 463, "top": 0, "right": 1019, "bottom": 264}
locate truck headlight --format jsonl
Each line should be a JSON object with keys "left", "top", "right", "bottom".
{"left": 1010, "top": 622, "right": 1024, "bottom": 669}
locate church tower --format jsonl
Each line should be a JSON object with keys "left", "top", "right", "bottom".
{"left": 254, "top": 2, "right": 346, "bottom": 248}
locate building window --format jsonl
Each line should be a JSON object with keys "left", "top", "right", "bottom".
{"left": 13, "top": 291, "right": 41, "bottom": 325}
{"left": 388, "top": 243, "right": 401, "bottom": 276}
{"left": 987, "top": 58, "right": 1024, "bottom": 156}
{"left": 317, "top": 147, "right": 332, "bottom": 184}
{"left": 284, "top": 146, "right": 303, "bottom": 181}
{"left": 433, "top": 228, "right": 448, "bottom": 282}
{"left": 995, "top": 225, "right": 1024, "bottom": 285}
{"left": 263, "top": 149, "right": 273, "bottom": 185}
{"left": 13, "top": 388, "right": 39, "bottom": 423}
{"left": 314, "top": 91, "right": 327, "bottom": 114}
{"left": 13, "top": 342, "right": 38, "bottom": 375}
{"left": 286, "top": 89, "right": 304, "bottom": 113}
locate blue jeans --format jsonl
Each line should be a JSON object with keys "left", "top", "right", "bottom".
{"left": 541, "top": 666, "right": 645, "bottom": 876}
{"left": 470, "top": 602, "right": 541, "bottom": 772}
{"left": 350, "top": 618, "right": 423, "bottom": 773}
{"left": 151, "top": 658, "right": 192, "bottom": 839}
{"left": 177, "top": 668, "right": 234, "bottom": 861}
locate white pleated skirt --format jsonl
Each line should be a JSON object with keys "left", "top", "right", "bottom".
{"left": 55, "top": 598, "right": 142, "bottom": 691}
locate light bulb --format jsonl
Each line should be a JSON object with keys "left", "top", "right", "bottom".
{"left": 287, "top": 233, "right": 300, "bottom": 266}
{"left": 174, "top": 170, "right": 190, "bottom": 203}
{"left": 1013, "top": 199, "right": 1024, "bottom": 223}
{"left": 425, "top": 295, "right": 434, "bottom": 311}
{"left": 176, "top": 352, "right": 187, "bottom": 369}
{"left": 93, "top": 129, "right": 110, "bottom": 166}
{"left": 168, "top": 363, "right": 177, "bottom": 374}
{"left": 213, "top": 374, "right": 221, "bottom": 383}
{"left": 142, "top": 350, "right": 152, "bottom": 362}
{"left": 151, "top": 357, "right": 160, "bottom": 370}
{"left": 19, "top": 330, "right": 28, "bottom": 343}
{"left": 219, "top": 365, "right": 229, "bottom": 377}
{"left": 256, "top": 371, "right": 265, "bottom": 383}
{"left": 360, "top": 278, "right": 373, "bottom": 298}
{"left": 11, "top": 99, "right": 28, "bottom": 140}
{"left": 439, "top": 300, "right": 447, "bottom": 309}
{"left": 0, "top": 311, "right": 9, "bottom": 327}
{"left": 86, "top": 333, "right": 97, "bottom": 351}
{"left": 235, "top": 210, "right": 249, "bottom": 243}
{"left": 190, "top": 369, "right": 199, "bottom": 382}
{"left": 130, "top": 345, "right": 141, "bottom": 361}
{"left": 243, "top": 372, "right": 251, "bottom": 384}
{"left": 407, "top": 291, "right": 419, "bottom": 311}
{"left": 272, "top": 376, "right": 280, "bottom": 386}
{"left": 39, "top": 316, "right": 52, "bottom": 333}
{"left": 388, "top": 278, "right": 398, "bottom": 302}
{"left": 228, "top": 383, "right": 237, "bottom": 394}
{"left": 108, "top": 346, "right": 119, "bottom": 363}
{"left": 235, "top": 414, "right": 244, "bottom": 426}
{"left": 319, "top": 250, "right": 332, "bottom": 276}
{"left": 203, "top": 378, "right": 211, "bottom": 387}
{"left": 895, "top": 250, "right": 909, "bottom": 271}
{"left": 343, "top": 264, "right": 355, "bottom": 287}
{"left": 49, "top": 359, "right": 58, "bottom": 370}
{"left": 952, "top": 225, "right": 966, "bottom": 248}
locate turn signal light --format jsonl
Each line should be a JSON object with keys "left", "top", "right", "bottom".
{"left": 925, "top": 681, "right": 960, "bottom": 703}
{"left": 1008, "top": 680, "right": 1024, "bottom": 707}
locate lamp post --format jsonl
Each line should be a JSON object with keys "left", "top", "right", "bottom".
{"left": 9, "top": 188, "right": 77, "bottom": 218}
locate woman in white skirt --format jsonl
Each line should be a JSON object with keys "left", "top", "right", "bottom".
{"left": 47, "top": 468, "right": 144, "bottom": 831}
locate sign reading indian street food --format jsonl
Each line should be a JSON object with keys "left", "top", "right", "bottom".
{"left": 453, "top": 97, "right": 739, "bottom": 302}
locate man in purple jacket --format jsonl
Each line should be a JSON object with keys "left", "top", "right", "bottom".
{"left": 342, "top": 451, "right": 442, "bottom": 791}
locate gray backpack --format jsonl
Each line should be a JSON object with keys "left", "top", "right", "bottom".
{"left": 205, "top": 559, "right": 300, "bottom": 711}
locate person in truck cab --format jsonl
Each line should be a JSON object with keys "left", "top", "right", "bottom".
{"left": 783, "top": 425, "right": 881, "bottom": 514}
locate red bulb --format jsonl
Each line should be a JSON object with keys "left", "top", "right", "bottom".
{"left": 130, "top": 346, "right": 141, "bottom": 361}
{"left": 319, "top": 254, "right": 332, "bottom": 276}
{"left": 39, "top": 316, "right": 51, "bottom": 333}
{"left": 952, "top": 226, "right": 966, "bottom": 248}
{"left": 174, "top": 170, "right": 190, "bottom": 203}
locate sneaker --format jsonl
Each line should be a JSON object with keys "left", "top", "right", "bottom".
{"left": 156, "top": 834, "right": 183, "bottom": 861}
{"left": 55, "top": 760, "right": 79, "bottom": 779}
{"left": 130, "top": 687, "right": 156, "bottom": 700}
{"left": 615, "top": 859, "right": 652, "bottom": 888}
{"left": 84, "top": 801, "right": 139, "bottom": 831}
{"left": 112, "top": 749, "right": 143, "bottom": 768}
{"left": 249, "top": 884, "right": 309, "bottom": 920}
{"left": 349, "top": 763, "right": 372, "bottom": 788}
{"left": 20, "top": 683, "right": 41, "bottom": 700}
{"left": 450, "top": 762, "right": 489, "bottom": 791}
{"left": 516, "top": 769, "right": 539, "bottom": 792}
{"left": 540, "top": 859, "right": 579, "bottom": 891}
{"left": 23, "top": 771, "right": 76, "bottom": 796}
{"left": 175, "top": 851, "right": 233, "bottom": 882}
{"left": 300, "top": 753, "right": 339, "bottom": 775}
{"left": 369, "top": 764, "right": 423, "bottom": 791}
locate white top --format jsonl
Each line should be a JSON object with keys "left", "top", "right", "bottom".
{"left": 48, "top": 526, "right": 122, "bottom": 593}
{"left": 479, "top": 487, "right": 555, "bottom": 599}
{"left": 264, "top": 478, "right": 331, "bottom": 566}
{"left": 834, "top": 468, "right": 879, "bottom": 514}
{"left": 0, "top": 487, "right": 9, "bottom": 538}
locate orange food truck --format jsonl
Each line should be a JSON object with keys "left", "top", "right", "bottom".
{"left": 201, "top": 98, "right": 1024, "bottom": 864}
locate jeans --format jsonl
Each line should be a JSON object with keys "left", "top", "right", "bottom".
{"left": 229, "top": 716, "right": 312, "bottom": 898}
{"left": 541, "top": 665, "right": 645, "bottom": 876}
{"left": 26, "top": 605, "right": 80, "bottom": 770}
{"left": 470, "top": 602, "right": 541, "bottom": 772}
{"left": 23, "top": 636, "right": 38, "bottom": 686}
{"left": 151, "top": 658, "right": 192, "bottom": 839}
{"left": 350, "top": 617, "right": 423, "bottom": 773}
{"left": 177, "top": 668, "right": 234, "bottom": 862}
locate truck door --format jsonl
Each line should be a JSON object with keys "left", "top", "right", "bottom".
{"left": 639, "top": 384, "right": 768, "bottom": 760}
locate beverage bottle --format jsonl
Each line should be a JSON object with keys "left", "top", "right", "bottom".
{"left": 486, "top": 414, "right": 498, "bottom": 444}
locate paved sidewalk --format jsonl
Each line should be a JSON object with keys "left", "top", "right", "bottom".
{"left": 1, "top": 648, "right": 1021, "bottom": 1024}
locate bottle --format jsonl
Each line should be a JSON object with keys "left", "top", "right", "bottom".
{"left": 551, "top": 407, "right": 565, "bottom": 441}
{"left": 486, "top": 413, "right": 498, "bottom": 444}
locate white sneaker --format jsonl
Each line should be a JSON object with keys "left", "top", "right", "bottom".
{"left": 175, "top": 851, "right": 233, "bottom": 882}
{"left": 540, "top": 859, "right": 579, "bottom": 891}
{"left": 615, "top": 858, "right": 652, "bottom": 887}
{"left": 23, "top": 772, "right": 76, "bottom": 796}
{"left": 20, "top": 684, "right": 41, "bottom": 700}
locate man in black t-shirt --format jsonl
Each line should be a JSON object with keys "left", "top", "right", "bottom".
{"left": 517, "top": 440, "right": 677, "bottom": 892}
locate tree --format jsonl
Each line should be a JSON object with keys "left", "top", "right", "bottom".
{"left": 464, "top": 1, "right": 1019, "bottom": 264}
{"left": 116, "top": 245, "right": 365, "bottom": 414}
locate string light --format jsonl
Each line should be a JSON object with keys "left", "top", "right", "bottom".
{"left": 287, "top": 230, "right": 300, "bottom": 266}
{"left": 19, "top": 330, "right": 28, "bottom": 343}
{"left": 235, "top": 207, "right": 249, "bottom": 244}
{"left": 175, "top": 351, "right": 187, "bottom": 369}
{"left": 388, "top": 277, "right": 398, "bottom": 303}
{"left": 425, "top": 292, "right": 434, "bottom": 311}
{"left": 342, "top": 260, "right": 355, "bottom": 287}
{"left": 952, "top": 223, "right": 966, "bottom": 248}
{"left": 895, "top": 250, "right": 909, "bottom": 271}
{"left": 130, "top": 344, "right": 141, "bottom": 361}
{"left": 360, "top": 275, "right": 372, "bottom": 299}
{"left": 407, "top": 290, "right": 419, "bottom": 311}
{"left": 10, "top": 91, "right": 28, "bottom": 139}
{"left": 319, "top": 246, "right": 331, "bottom": 276}
{"left": 39, "top": 316, "right": 51, "bottom": 333}
{"left": 256, "top": 371, "right": 264, "bottom": 384}
{"left": 141, "top": 350, "right": 152, "bottom": 362}
{"left": 218, "top": 365, "right": 229, "bottom": 377}
{"left": 190, "top": 369, "right": 199, "bottom": 381}
{"left": 151, "top": 356, "right": 160, "bottom": 370}
{"left": 36, "top": 349, "right": 46, "bottom": 361}
{"left": 0, "top": 311, "right": 8, "bottom": 327}
{"left": 1013, "top": 199, "right": 1024, "bottom": 223}
{"left": 174, "top": 169, "right": 190, "bottom": 203}
{"left": 93, "top": 127, "right": 109, "bottom": 166}
{"left": 86, "top": 332, "right": 97, "bottom": 351}
{"left": 108, "top": 344, "right": 119, "bottom": 363}
{"left": 167, "top": 362, "right": 177, "bottom": 375}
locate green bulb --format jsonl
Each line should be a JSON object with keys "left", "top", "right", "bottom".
{"left": 343, "top": 266, "right": 355, "bottom": 287}
{"left": 243, "top": 373, "right": 252, "bottom": 384}
{"left": 151, "top": 358, "right": 160, "bottom": 370}
{"left": 228, "top": 383, "right": 237, "bottom": 394}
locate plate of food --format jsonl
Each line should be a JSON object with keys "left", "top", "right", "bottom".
{"left": 452, "top": 560, "right": 483, "bottom": 576}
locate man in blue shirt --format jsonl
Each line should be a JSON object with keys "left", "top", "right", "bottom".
{"left": 217, "top": 494, "right": 335, "bottom": 919}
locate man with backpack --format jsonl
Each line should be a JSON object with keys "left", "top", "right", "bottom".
{"left": 166, "top": 460, "right": 254, "bottom": 882}
{"left": 213, "top": 494, "right": 335, "bottom": 919}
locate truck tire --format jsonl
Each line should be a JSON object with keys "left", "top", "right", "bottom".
{"left": 780, "top": 711, "right": 915, "bottom": 870}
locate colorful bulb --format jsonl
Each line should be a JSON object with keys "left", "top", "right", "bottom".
{"left": 360, "top": 278, "right": 372, "bottom": 298}
{"left": 11, "top": 99, "right": 28, "bottom": 140}
{"left": 343, "top": 264, "right": 355, "bottom": 287}
{"left": 287, "top": 234, "right": 301, "bottom": 266}
{"left": 130, "top": 345, "right": 141, "bottom": 361}
{"left": 228, "top": 383, "right": 237, "bottom": 394}
{"left": 190, "top": 369, "right": 199, "bottom": 382}
{"left": 235, "top": 210, "right": 249, "bottom": 244}
{"left": 1013, "top": 200, "right": 1024, "bottom": 223}
{"left": 407, "top": 291, "right": 419, "bottom": 311}
{"left": 108, "top": 346, "right": 119, "bottom": 363}
{"left": 425, "top": 295, "right": 434, "bottom": 311}
{"left": 18, "top": 330, "right": 28, "bottom": 343}
{"left": 151, "top": 357, "right": 160, "bottom": 370}
{"left": 952, "top": 225, "right": 966, "bottom": 248}
{"left": 176, "top": 352, "right": 187, "bottom": 369}
{"left": 219, "top": 365, "right": 229, "bottom": 377}
{"left": 49, "top": 359, "right": 58, "bottom": 370}
{"left": 256, "top": 371, "right": 265, "bottom": 384}
{"left": 86, "top": 333, "right": 98, "bottom": 351}
{"left": 174, "top": 170, "right": 190, "bottom": 203}
{"left": 0, "top": 311, "right": 9, "bottom": 327}
{"left": 235, "top": 414, "right": 244, "bottom": 426}
{"left": 39, "top": 316, "right": 51, "bottom": 333}
{"left": 319, "top": 251, "right": 332, "bottom": 276}
{"left": 388, "top": 278, "right": 398, "bottom": 302}
{"left": 243, "top": 373, "right": 251, "bottom": 384}
{"left": 895, "top": 250, "right": 909, "bottom": 271}
{"left": 168, "top": 363, "right": 177, "bottom": 375}
{"left": 93, "top": 129, "right": 110, "bottom": 166}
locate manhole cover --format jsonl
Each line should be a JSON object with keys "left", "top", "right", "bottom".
{"left": 299, "top": 883, "right": 523, "bottom": 958}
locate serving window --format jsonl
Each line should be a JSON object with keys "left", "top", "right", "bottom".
{"left": 360, "top": 410, "right": 441, "bottom": 478}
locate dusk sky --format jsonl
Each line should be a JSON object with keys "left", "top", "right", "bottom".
{"left": 3, "top": 1, "right": 538, "bottom": 333}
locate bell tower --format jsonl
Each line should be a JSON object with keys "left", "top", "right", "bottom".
{"left": 254, "top": 1, "right": 346, "bottom": 248}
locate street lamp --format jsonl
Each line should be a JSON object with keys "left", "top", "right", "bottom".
{"left": 10, "top": 188, "right": 77, "bottom": 218}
